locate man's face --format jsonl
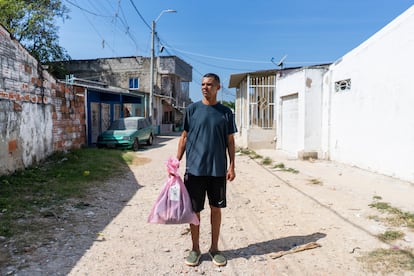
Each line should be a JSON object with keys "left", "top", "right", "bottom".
{"left": 201, "top": 77, "right": 220, "bottom": 99}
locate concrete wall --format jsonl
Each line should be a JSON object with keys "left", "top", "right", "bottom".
{"left": 276, "top": 68, "right": 326, "bottom": 158}
{"left": 303, "top": 69, "right": 325, "bottom": 155}
{"left": 0, "top": 25, "right": 85, "bottom": 175}
{"left": 62, "top": 57, "right": 151, "bottom": 92}
{"left": 321, "top": 5, "right": 414, "bottom": 182}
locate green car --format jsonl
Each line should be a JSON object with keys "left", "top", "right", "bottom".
{"left": 97, "top": 117, "right": 154, "bottom": 151}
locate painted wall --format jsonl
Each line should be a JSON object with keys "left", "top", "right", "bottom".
{"left": 0, "top": 25, "right": 85, "bottom": 176}
{"left": 322, "top": 5, "right": 414, "bottom": 181}
{"left": 276, "top": 68, "right": 326, "bottom": 157}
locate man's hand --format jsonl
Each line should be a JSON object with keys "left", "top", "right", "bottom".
{"left": 226, "top": 168, "right": 236, "bottom": 181}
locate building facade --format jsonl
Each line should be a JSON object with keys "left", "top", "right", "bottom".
{"left": 230, "top": 5, "right": 414, "bottom": 182}
{"left": 57, "top": 56, "right": 192, "bottom": 133}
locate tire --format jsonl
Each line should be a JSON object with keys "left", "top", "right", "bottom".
{"left": 147, "top": 134, "right": 154, "bottom": 146}
{"left": 132, "top": 138, "right": 140, "bottom": 151}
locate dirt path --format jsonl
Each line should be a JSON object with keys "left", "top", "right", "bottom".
{"left": 4, "top": 134, "right": 414, "bottom": 275}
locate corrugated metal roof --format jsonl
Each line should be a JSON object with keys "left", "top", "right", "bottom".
{"left": 228, "top": 69, "right": 279, "bottom": 88}
{"left": 228, "top": 64, "right": 332, "bottom": 88}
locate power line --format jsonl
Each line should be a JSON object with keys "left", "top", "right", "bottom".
{"left": 128, "top": 0, "right": 151, "bottom": 30}
{"left": 65, "top": 0, "right": 113, "bottom": 17}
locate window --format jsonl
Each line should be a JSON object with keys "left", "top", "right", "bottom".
{"left": 248, "top": 75, "right": 275, "bottom": 128}
{"left": 335, "top": 79, "right": 351, "bottom": 92}
{"left": 129, "top": 78, "right": 139, "bottom": 89}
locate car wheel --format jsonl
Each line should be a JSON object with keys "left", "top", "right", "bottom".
{"left": 132, "top": 138, "right": 140, "bottom": 151}
{"left": 147, "top": 134, "right": 154, "bottom": 145}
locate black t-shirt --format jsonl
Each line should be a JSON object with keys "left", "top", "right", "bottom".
{"left": 183, "top": 101, "right": 237, "bottom": 176}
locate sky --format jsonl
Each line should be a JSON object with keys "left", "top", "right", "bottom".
{"left": 58, "top": 0, "right": 414, "bottom": 102}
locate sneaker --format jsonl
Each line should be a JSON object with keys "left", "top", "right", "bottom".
{"left": 185, "top": 250, "right": 201, "bottom": 266}
{"left": 208, "top": 251, "right": 227, "bottom": 266}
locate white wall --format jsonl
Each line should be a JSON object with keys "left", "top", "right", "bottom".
{"left": 276, "top": 70, "right": 305, "bottom": 154}
{"left": 276, "top": 68, "right": 325, "bottom": 157}
{"left": 304, "top": 69, "right": 325, "bottom": 154}
{"left": 322, "top": 5, "right": 414, "bottom": 182}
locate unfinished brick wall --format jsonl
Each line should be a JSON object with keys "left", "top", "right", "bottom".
{"left": 0, "top": 24, "right": 86, "bottom": 175}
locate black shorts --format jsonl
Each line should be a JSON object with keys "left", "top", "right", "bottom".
{"left": 184, "top": 173, "right": 227, "bottom": 213}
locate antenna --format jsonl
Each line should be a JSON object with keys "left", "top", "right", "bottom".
{"left": 271, "top": 55, "right": 287, "bottom": 68}
{"left": 277, "top": 55, "right": 287, "bottom": 68}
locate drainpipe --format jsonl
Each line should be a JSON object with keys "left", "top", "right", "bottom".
{"left": 326, "top": 70, "right": 333, "bottom": 160}
{"left": 247, "top": 74, "right": 250, "bottom": 129}
{"left": 84, "top": 88, "right": 89, "bottom": 146}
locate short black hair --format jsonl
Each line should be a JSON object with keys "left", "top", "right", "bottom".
{"left": 203, "top": 73, "right": 220, "bottom": 84}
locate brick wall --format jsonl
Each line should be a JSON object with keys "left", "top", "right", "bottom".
{"left": 0, "top": 24, "right": 86, "bottom": 175}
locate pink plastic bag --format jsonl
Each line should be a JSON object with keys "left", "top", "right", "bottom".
{"left": 147, "top": 157, "right": 199, "bottom": 225}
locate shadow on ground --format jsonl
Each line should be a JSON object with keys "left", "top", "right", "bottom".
{"left": 0, "top": 137, "right": 172, "bottom": 275}
{"left": 200, "top": 232, "right": 326, "bottom": 264}
{"left": 138, "top": 132, "right": 181, "bottom": 151}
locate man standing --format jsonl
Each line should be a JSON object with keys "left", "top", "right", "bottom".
{"left": 176, "top": 73, "right": 237, "bottom": 267}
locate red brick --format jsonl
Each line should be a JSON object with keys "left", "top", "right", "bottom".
{"left": 8, "top": 140, "right": 17, "bottom": 152}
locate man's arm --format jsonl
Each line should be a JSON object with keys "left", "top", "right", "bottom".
{"left": 226, "top": 134, "right": 236, "bottom": 181}
{"left": 176, "top": 130, "right": 187, "bottom": 161}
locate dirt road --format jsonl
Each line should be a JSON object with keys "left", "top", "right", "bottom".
{"left": 5, "top": 134, "right": 414, "bottom": 275}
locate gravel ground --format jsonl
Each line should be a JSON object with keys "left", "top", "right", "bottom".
{"left": 2, "top": 134, "right": 414, "bottom": 275}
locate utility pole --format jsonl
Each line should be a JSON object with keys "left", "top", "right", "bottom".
{"left": 149, "top": 9, "right": 176, "bottom": 125}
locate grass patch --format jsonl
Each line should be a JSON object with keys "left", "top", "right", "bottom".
{"left": 272, "top": 163, "right": 299, "bottom": 174}
{"left": 358, "top": 248, "right": 414, "bottom": 274}
{"left": 237, "top": 149, "right": 299, "bottom": 173}
{"left": 284, "top": 167, "right": 299, "bottom": 174}
{"left": 308, "top": 178, "right": 323, "bottom": 185}
{"left": 261, "top": 157, "right": 273, "bottom": 165}
{"left": 273, "top": 163, "right": 285, "bottom": 169}
{"left": 0, "top": 148, "right": 134, "bottom": 237}
{"left": 236, "top": 148, "right": 263, "bottom": 159}
{"left": 250, "top": 153, "right": 263, "bottom": 159}
{"left": 237, "top": 148, "right": 253, "bottom": 156}
{"left": 377, "top": 230, "right": 405, "bottom": 242}
{"left": 369, "top": 200, "right": 414, "bottom": 229}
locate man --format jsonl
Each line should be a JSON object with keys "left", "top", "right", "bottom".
{"left": 176, "top": 73, "right": 237, "bottom": 267}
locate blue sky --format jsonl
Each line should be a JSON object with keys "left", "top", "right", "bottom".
{"left": 58, "top": 0, "right": 414, "bottom": 102}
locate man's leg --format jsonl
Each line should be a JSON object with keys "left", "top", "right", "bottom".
{"left": 210, "top": 206, "right": 221, "bottom": 252}
{"left": 185, "top": 212, "right": 202, "bottom": 266}
{"left": 209, "top": 206, "right": 227, "bottom": 266}
{"left": 190, "top": 212, "right": 201, "bottom": 253}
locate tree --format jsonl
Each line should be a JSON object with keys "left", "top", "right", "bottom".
{"left": 0, "top": 0, "right": 70, "bottom": 63}
{"left": 222, "top": 100, "right": 235, "bottom": 111}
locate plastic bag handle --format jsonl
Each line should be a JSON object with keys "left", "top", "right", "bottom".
{"left": 165, "top": 156, "right": 180, "bottom": 175}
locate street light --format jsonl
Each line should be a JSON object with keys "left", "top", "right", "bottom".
{"left": 149, "top": 9, "right": 177, "bottom": 125}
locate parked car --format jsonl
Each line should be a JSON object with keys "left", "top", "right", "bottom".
{"left": 97, "top": 117, "right": 154, "bottom": 151}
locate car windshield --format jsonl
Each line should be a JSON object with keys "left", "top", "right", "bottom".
{"left": 108, "top": 119, "right": 138, "bottom": 130}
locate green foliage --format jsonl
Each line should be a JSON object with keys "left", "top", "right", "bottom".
{"left": 0, "top": 0, "right": 70, "bottom": 63}
{"left": 377, "top": 230, "right": 404, "bottom": 242}
{"left": 359, "top": 248, "right": 414, "bottom": 273}
{"left": 261, "top": 157, "right": 273, "bottom": 165}
{"left": 221, "top": 100, "right": 235, "bottom": 110}
{"left": 369, "top": 201, "right": 414, "bottom": 229}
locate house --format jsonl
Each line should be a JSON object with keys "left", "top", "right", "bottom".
{"left": 64, "top": 78, "right": 144, "bottom": 146}
{"left": 275, "top": 65, "right": 330, "bottom": 159}
{"left": 320, "top": 5, "right": 414, "bottom": 182}
{"left": 229, "top": 70, "right": 279, "bottom": 149}
{"left": 230, "top": 5, "right": 414, "bottom": 182}
{"left": 54, "top": 56, "right": 192, "bottom": 134}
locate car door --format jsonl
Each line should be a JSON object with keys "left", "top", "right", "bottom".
{"left": 137, "top": 119, "right": 149, "bottom": 142}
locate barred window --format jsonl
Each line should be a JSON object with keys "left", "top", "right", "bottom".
{"left": 249, "top": 75, "right": 275, "bottom": 128}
